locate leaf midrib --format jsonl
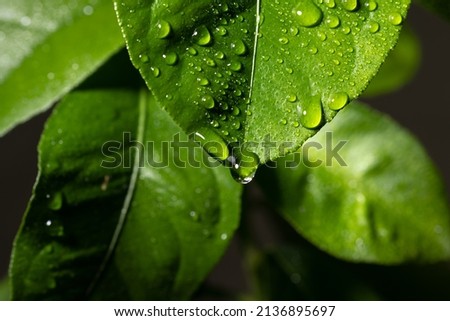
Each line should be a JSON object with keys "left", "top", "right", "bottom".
{"left": 86, "top": 89, "right": 148, "bottom": 297}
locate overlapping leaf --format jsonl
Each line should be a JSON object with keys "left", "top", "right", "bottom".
{"left": 259, "top": 102, "right": 450, "bottom": 264}
{"left": 10, "top": 90, "right": 241, "bottom": 300}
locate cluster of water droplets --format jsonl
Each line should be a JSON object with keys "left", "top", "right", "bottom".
{"left": 259, "top": 0, "right": 404, "bottom": 131}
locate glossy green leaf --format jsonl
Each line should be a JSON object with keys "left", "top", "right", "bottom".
{"left": 363, "top": 26, "right": 420, "bottom": 97}
{"left": 115, "top": 0, "right": 410, "bottom": 176}
{"left": 0, "top": 278, "right": 10, "bottom": 301}
{"left": 260, "top": 102, "right": 450, "bottom": 264}
{"left": 0, "top": 0, "right": 124, "bottom": 137}
{"left": 418, "top": 0, "right": 450, "bottom": 22}
{"left": 10, "top": 90, "right": 241, "bottom": 300}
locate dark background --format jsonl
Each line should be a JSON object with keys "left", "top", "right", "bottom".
{"left": 1, "top": 3, "right": 450, "bottom": 292}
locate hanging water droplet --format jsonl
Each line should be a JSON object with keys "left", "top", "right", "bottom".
{"left": 293, "top": 1, "right": 323, "bottom": 27}
{"left": 227, "top": 146, "right": 260, "bottom": 185}
{"left": 156, "top": 19, "right": 172, "bottom": 39}
{"left": 193, "top": 25, "right": 212, "bottom": 46}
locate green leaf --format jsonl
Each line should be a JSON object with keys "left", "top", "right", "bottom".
{"left": 114, "top": 0, "right": 410, "bottom": 175}
{"left": 418, "top": 0, "right": 450, "bottom": 22}
{"left": 260, "top": 102, "right": 450, "bottom": 264}
{"left": 363, "top": 26, "right": 420, "bottom": 97}
{"left": 10, "top": 90, "right": 241, "bottom": 300}
{"left": 0, "top": 278, "right": 10, "bottom": 301}
{"left": 0, "top": 0, "right": 124, "bottom": 137}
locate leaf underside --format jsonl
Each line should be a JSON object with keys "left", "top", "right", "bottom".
{"left": 115, "top": 0, "right": 410, "bottom": 169}
{"left": 10, "top": 90, "right": 241, "bottom": 300}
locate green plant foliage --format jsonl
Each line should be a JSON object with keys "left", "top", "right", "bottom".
{"left": 260, "top": 102, "right": 450, "bottom": 264}
{"left": 0, "top": 278, "right": 10, "bottom": 301}
{"left": 0, "top": 0, "right": 124, "bottom": 137}
{"left": 10, "top": 90, "right": 241, "bottom": 300}
{"left": 363, "top": 26, "right": 420, "bottom": 97}
{"left": 115, "top": 0, "right": 410, "bottom": 174}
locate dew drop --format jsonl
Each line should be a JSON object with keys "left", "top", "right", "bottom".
{"left": 326, "top": 15, "right": 340, "bottom": 29}
{"left": 327, "top": 92, "right": 349, "bottom": 110}
{"left": 201, "top": 95, "right": 215, "bottom": 109}
{"left": 163, "top": 52, "right": 178, "bottom": 66}
{"left": 228, "top": 60, "right": 243, "bottom": 72}
{"left": 365, "top": 1, "right": 378, "bottom": 11}
{"left": 388, "top": 12, "right": 403, "bottom": 26}
{"left": 279, "top": 36, "right": 289, "bottom": 45}
{"left": 227, "top": 147, "right": 260, "bottom": 185}
{"left": 189, "top": 210, "right": 200, "bottom": 222}
{"left": 220, "top": 233, "right": 228, "bottom": 240}
{"left": 368, "top": 21, "right": 380, "bottom": 33}
{"left": 156, "top": 21, "right": 171, "bottom": 39}
{"left": 151, "top": 66, "right": 161, "bottom": 77}
{"left": 193, "top": 25, "right": 212, "bottom": 46}
{"left": 188, "top": 47, "right": 198, "bottom": 56}
{"left": 215, "top": 26, "right": 228, "bottom": 36}
{"left": 324, "top": 0, "right": 336, "bottom": 8}
{"left": 231, "top": 39, "right": 248, "bottom": 56}
{"left": 139, "top": 54, "right": 149, "bottom": 63}
{"left": 287, "top": 94, "right": 298, "bottom": 102}
{"left": 341, "top": 0, "right": 359, "bottom": 11}
{"left": 292, "top": 1, "right": 323, "bottom": 27}
{"left": 193, "top": 129, "right": 229, "bottom": 161}
{"left": 299, "top": 96, "right": 323, "bottom": 129}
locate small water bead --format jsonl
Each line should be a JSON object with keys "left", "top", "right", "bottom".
{"left": 324, "top": 0, "right": 336, "bottom": 8}
{"left": 139, "top": 54, "right": 149, "bottom": 63}
{"left": 342, "top": 26, "right": 351, "bottom": 34}
{"left": 317, "top": 31, "right": 327, "bottom": 41}
{"left": 365, "top": 1, "right": 378, "bottom": 11}
{"left": 211, "top": 120, "right": 220, "bottom": 128}
{"left": 200, "top": 95, "right": 215, "bottom": 109}
{"left": 151, "top": 66, "right": 161, "bottom": 77}
{"left": 156, "top": 19, "right": 172, "bottom": 39}
{"left": 280, "top": 119, "right": 288, "bottom": 125}
{"left": 232, "top": 107, "right": 241, "bottom": 116}
{"left": 341, "top": 0, "right": 359, "bottom": 11}
{"left": 287, "top": 94, "right": 298, "bottom": 102}
{"left": 163, "top": 52, "right": 178, "bottom": 66}
{"left": 193, "top": 25, "right": 212, "bottom": 46}
{"left": 326, "top": 16, "right": 340, "bottom": 29}
{"left": 198, "top": 78, "right": 210, "bottom": 86}
{"left": 228, "top": 61, "right": 243, "bottom": 72}
{"left": 369, "top": 21, "right": 380, "bottom": 33}
{"left": 215, "top": 26, "right": 228, "bottom": 36}
{"left": 388, "top": 12, "right": 403, "bottom": 26}
{"left": 188, "top": 47, "right": 198, "bottom": 56}
{"left": 327, "top": 92, "right": 349, "bottom": 110}
{"left": 193, "top": 128, "right": 229, "bottom": 160}
{"left": 299, "top": 96, "right": 323, "bottom": 129}
{"left": 293, "top": 0, "right": 323, "bottom": 27}
{"left": 309, "top": 46, "right": 318, "bottom": 54}
{"left": 231, "top": 39, "right": 248, "bottom": 56}
{"left": 204, "top": 57, "right": 216, "bottom": 67}
{"left": 279, "top": 36, "right": 289, "bottom": 45}
{"left": 290, "top": 26, "right": 299, "bottom": 36}
{"left": 214, "top": 51, "right": 225, "bottom": 60}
